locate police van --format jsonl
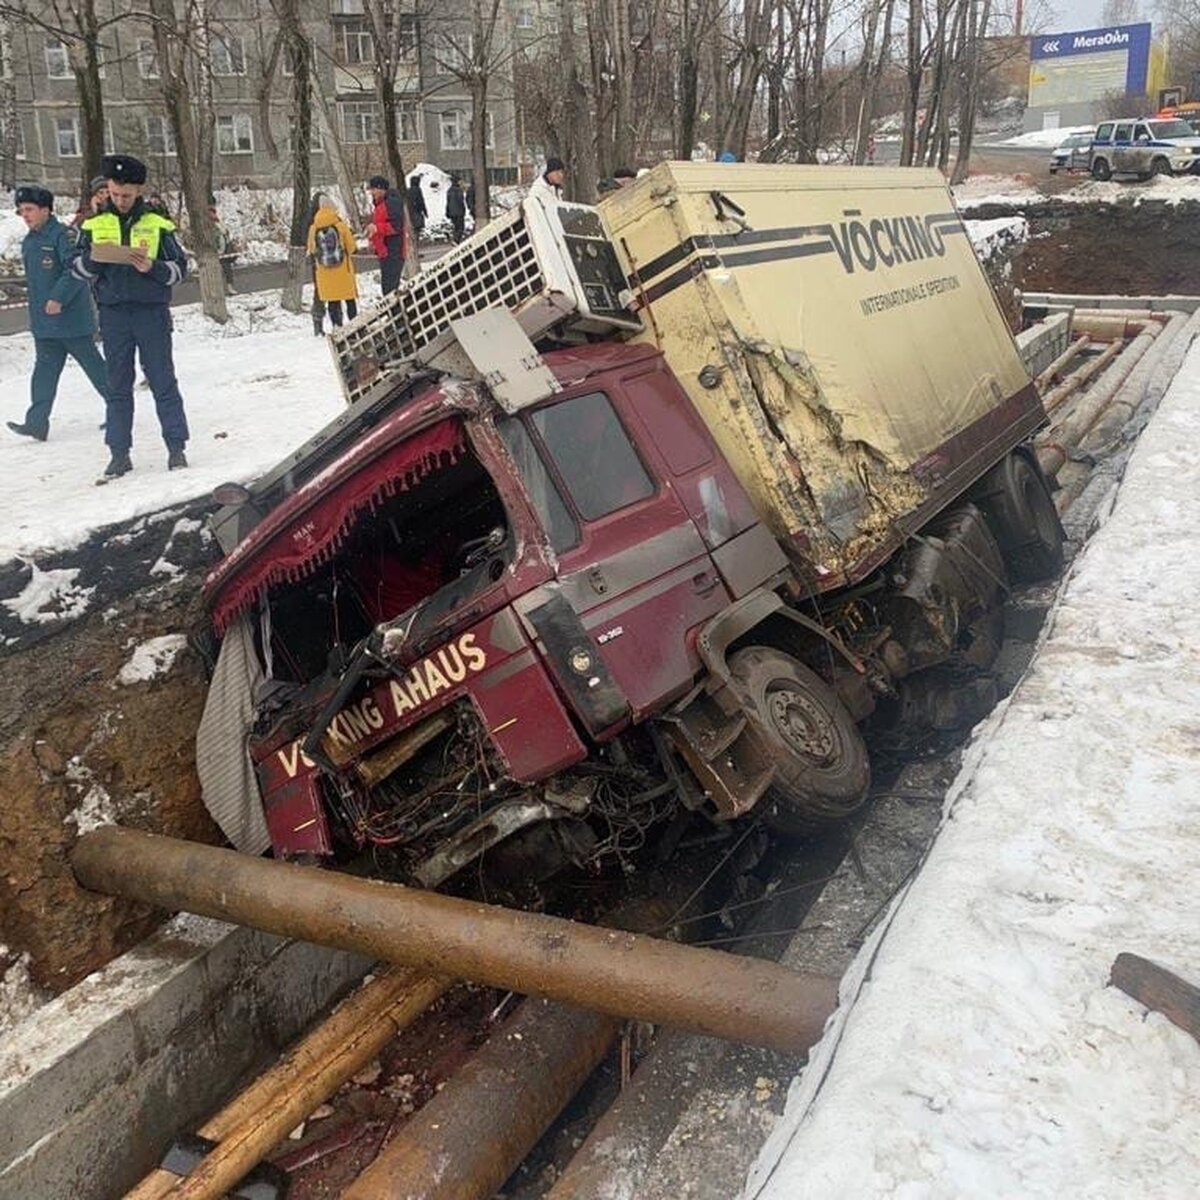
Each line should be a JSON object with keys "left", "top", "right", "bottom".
{"left": 1088, "top": 117, "right": 1200, "bottom": 180}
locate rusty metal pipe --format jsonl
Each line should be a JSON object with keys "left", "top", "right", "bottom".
{"left": 71, "top": 829, "right": 838, "bottom": 1055}
{"left": 1040, "top": 339, "right": 1122, "bottom": 416}
{"left": 1035, "top": 335, "right": 1090, "bottom": 391}
{"left": 342, "top": 999, "right": 619, "bottom": 1200}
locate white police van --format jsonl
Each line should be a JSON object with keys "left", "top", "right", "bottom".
{"left": 1089, "top": 117, "right": 1200, "bottom": 181}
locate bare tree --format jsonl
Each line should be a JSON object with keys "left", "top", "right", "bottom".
{"left": 270, "top": 0, "right": 312, "bottom": 314}
{"left": 149, "top": 0, "right": 228, "bottom": 323}
{"left": 362, "top": 0, "right": 415, "bottom": 194}
{"left": 559, "top": 0, "right": 597, "bottom": 201}
{"left": 0, "top": 12, "right": 16, "bottom": 188}
{"left": 719, "top": 0, "right": 769, "bottom": 159}
{"left": 852, "top": 0, "right": 896, "bottom": 164}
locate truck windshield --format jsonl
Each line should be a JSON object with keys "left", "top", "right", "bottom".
{"left": 259, "top": 427, "right": 511, "bottom": 683}
{"left": 1148, "top": 120, "right": 1194, "bottom": 139}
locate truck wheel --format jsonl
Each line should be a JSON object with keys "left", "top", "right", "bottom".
{"left": 974, "top": 452, "right": 1064, "bottom": 582}
{"left": 1091, "top": 158, "right": 1111, "bottom": 181}
{"left": 1150, "top": 157, "right": 1171, "bottom": 176}
{"left": 728, "top": 647, "right": 869, "bottom": 836}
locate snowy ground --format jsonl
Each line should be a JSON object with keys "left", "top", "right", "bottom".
{"left": 746, "top": 338, "right": 1200, "bottom": 1199}
{"left": 0, "top": 285, "right": 377, "bottom": 564}
{"left": 963, "top": 216, "right": 1027, "bottom": 263}
{"left": 999, "top": 125, "right": 1095, "bottom": 149}
{"left": 953, "top": 171, "right": 1200, "bottom": 209}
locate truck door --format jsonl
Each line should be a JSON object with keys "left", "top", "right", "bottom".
{"left": 502, "top": 388, "right": 731, "bottom": 727}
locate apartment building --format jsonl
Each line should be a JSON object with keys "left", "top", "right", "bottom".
{"left": 5, "top": 0, "right": 521, "bottom": 193}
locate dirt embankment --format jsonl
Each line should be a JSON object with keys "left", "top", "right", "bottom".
{"left": 0, "top": 505, "right": 223, "bottom": 993}
{"left": 964, "top": 198, "right": 1200, "bottom": 297}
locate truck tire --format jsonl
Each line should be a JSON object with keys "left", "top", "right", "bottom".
{"left": 1091, "top": 158, "right": 1111, "bottom": 181}
{"left": 973, "top": 452, "right": 1064, "bottom": 582}
{"left": 1150, "top": 157, "right": 1171, "bottom": 177}
{"left": 728, "top": 647, "right": 869, "bottom": 836}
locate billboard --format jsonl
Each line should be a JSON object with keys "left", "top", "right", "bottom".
{"left": 1028, "top": 24, "right": 1152, "bottom": 109}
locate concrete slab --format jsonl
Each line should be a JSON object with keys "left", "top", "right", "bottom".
{"left": 0, "top": 914, "right": 367, "bottom": 1200}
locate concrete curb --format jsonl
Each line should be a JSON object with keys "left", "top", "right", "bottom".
{"left": 0, "top": 914, "right": 367, "bottom": 1200}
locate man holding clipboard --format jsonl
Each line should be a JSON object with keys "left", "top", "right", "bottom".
{"left": 70, "top": 154, "right": 191, "bottom": 479}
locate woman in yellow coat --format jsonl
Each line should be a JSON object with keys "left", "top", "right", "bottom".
{"left": 305, "top": 193, "right": 358, "bottom": 333}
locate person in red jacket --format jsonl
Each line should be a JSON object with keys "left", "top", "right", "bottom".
{"left": 365, "top": 175, "right": 407, "bottom": 295}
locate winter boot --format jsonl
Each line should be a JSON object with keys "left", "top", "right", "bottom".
{"left": 313, "top": 315, "right": 325, "bottom": 337}
{"left": 7, "top": 421, "right": 47, "bottom": 442}
{"left": 167, "top": 447, "right": 188, "bottom": 470}
{"left": 104, "top": 452, "right": 133, "bottom": 478}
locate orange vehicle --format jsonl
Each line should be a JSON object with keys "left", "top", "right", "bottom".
{"left": 1158, "top": 101, "right": 1200, "bottom": 134}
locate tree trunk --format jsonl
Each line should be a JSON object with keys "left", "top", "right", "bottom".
{"left": 151, "top": 0, "right": 228, "bottom": 323}
{"left": 950, "top": 0, "right": 990, "bottom": 185}
{"left": 901, "top": 0, "right": 923, "bottom": 166}
{"left": 469, "top": 0, "right": 491, "bottom": 228}
{"left": 720, "top": 0, "right": 767, "bottom": 159}
{"left": 608, "top": 0, "right": 634, "bottom": 169}
{"left": 277, "top": 0, "right": 312, "bottom": 313}
{"left": 0, "top": 14, "right": 16, "bottom": 189}
{"left": 853, "top": 0, "right": 894, "bottom": 164}
{"left": 67, "top": 0, "right": 105, "bottom": 210}
{"left": 560, "top": 0, "right": 597, "bottom": 202}
{"left": 677, "top": 0, "right": 700, "bottom": 160}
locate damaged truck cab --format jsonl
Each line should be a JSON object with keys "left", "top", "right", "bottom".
{"left": 201, "top": 163, "right": 1062, "bottom": 886}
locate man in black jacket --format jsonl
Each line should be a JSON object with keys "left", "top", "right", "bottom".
{"left": 69, "top": 154, "right": 190, "bottom": 478}
{"left": 446, "top": 176, "right": 466, "bottom": 243}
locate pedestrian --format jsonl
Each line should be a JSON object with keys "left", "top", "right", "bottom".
{"left": 613, "top": 166, "right": 637, "bottom": 188}
{"left": 529, "top": 156, "right": 566, "bottom": 202}
{"left": 7, "top": 185, "right": 109, "bottom": 443}
{"left": 365, "top": 175, "right": 407, "bottom": 296}
{"left": 407, "top": 172, "right": 427, "bottom": 241}
{"left": 69, "top": 153, "right": 190, "bottom": 478}
{"left": 71, "top": 175, "right": 110, "bottom": 228}
{"left": 306, "top": 194, "right": 358, "bottom": 333}
{"left": 209, "top": 198, "right": 236, "bottom": 293}
{"left": 446, "top": 175, "right": 467, "bottom": 243}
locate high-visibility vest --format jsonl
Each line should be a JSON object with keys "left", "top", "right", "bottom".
{"left": 83, "top": 209, "right": 175, "bottom": 259}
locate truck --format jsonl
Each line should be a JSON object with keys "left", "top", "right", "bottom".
{"left": 197, "top": 163, "right": 1062, "bottom": 888}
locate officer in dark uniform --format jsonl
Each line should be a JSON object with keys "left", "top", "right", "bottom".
{"left": 69, "top": 153, "right": 190, "bottom": 478}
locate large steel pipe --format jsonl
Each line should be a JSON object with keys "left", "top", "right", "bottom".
{"left": 72, "top": 828, "right": 838, "bottom": 1055}
{"left": 342, "top": 999, "right": 618, "bottom": 1200}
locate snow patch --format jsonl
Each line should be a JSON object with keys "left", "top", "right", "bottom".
{"left": 964, "top": 216, "right": 1028, "bottom": 263}
{"left": 1, "top": 564, "right": 95, "bottom": 624}
{"left": 999, "top": 124, "right": 1095, "bottom": 149}
{"left": 117, "top": 633, "right": 188, "bottom": 685}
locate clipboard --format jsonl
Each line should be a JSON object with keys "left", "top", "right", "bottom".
{"left": 89, "top": 243, "right": 150, "bottom": 264}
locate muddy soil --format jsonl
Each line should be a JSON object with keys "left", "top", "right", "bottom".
{"left": 965, "top": 198, "right": 1200, "bottom": 297}
{"left": 0, "top": 504, "right": 224, "bottom": 993}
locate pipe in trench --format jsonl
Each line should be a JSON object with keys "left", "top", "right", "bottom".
{"left": 341, "top": 998, "right": 619, "bottom": 1200}
{"left": 1035, "top": 335, "right": 1090, "bottom": 391}
{"left": 1041, "top": 339, "right": 1122, "bottom": 417}
{"left": 71, "top": 828, "right": 839, "bottom": 1056}
{"left": 124, "top": 968, "right": 447, "bottom": 1200}
{"left": 1037, "top": 324, "right": 1161, "bottom": 479}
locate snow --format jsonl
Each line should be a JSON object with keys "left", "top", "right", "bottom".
{"left": 1054, "top": 175, "right": 1200, "bottom": 206}
{"left": 952, "top": 174, "right": 1047, "bottom": 207}
{"left": 746, "top": 336, "right": 1200, "bottom": 1199}
{"left": 116, "top": 633, "right": 188, "bottom": 685}
{"left": 1, "top": 564, "right": 95, "bottom": 624}
{"left": 964, "top": 216, "right": 1027, "bottom": 263}
{"left": 998, "top": 125, "right": 1095, "bottom": 149}
{"left": 0, "top": 289, "right": 358, "bottom": 567}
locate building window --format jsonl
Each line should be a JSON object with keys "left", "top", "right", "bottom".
{"left": 439, "top": 109, "right": 466, "bottom": 151}
{"left": 439, "top": 109, "right": 491, "bottom": 151}
{"left": 397, "top": 15, "right": 418, "bottom": 63}
{"left": 45, "top": 39, "right": 72, "bottom": 79}
{"left": 144, "top": 114, "right": 177, "bottom": 156}
{"left": 339, "top": 101, "right": 378, "bottom": 144}
{"left": 397, "top": 100, "right": 422, "bottom": 143}
{"left": 516, "top": 8, "right": 535, "bottom": 29}
{"left": 435, "top": 32, "right": 472, "bottom": 73}
{"left": 217, "top": 113, "right": 254, "bottom": 154}
{"left": 288, "top": 121, "right": 324, "bottom": 153}
{"left": 104, "top": 118, "right": 115, "bottom": 155}
{"left": 336, "top": 17, "right": 373, "bottom": 65}
{"left": 331, "top": 0, "right": 365, "bottom": 12}
{"left": 55, "top": 116, "right": 81, "bottom": 157}
{"left": 211, "top": 34, "right": 246, "bottom": 76}
{"left": 137, "top": 38, "right": 160, "bottom": 79}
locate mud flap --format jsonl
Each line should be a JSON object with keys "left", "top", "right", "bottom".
{"left": 522, "top": 586, "right": 630, "bottom": 735}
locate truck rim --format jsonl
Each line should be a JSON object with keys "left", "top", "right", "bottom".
{"left": 767, "top": 685, "right": 839, "bottom": 766}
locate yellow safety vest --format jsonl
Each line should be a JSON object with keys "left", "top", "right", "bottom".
{"left": 83, "top": 210, "right": 175, "bottom": 259}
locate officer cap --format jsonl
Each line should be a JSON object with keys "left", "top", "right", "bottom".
{"left": 15, "top": 185, "right": 53, "bottom": 210}
{"left": 101, "top": 154, "right": 148, "bottom": 185}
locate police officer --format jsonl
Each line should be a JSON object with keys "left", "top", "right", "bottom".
{"left": 69, "top": 153, "right": 190, "bottom": 478}
{"left": 7, "top": 184, "right": 109, "bottom": 443}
